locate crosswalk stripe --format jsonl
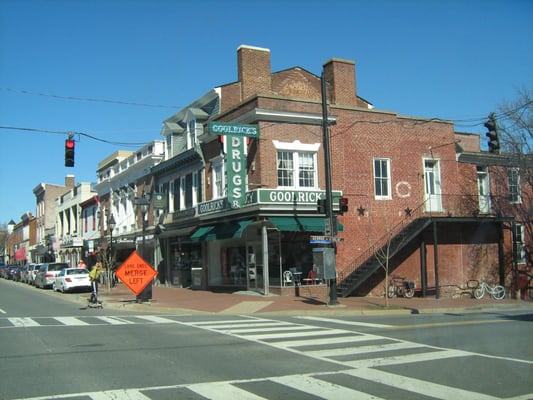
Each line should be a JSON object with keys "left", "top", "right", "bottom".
{"left": 90, "top": 388, "right": 152, "bottom": 399}
{"left": 192, "top": 321, "right": 288, "bottom": 330}
{"left": 191, "top": 319, "right": 256, "bottom": 326}
{"left": 134, "top": 315, "right": 178, "bottom": 324}
{"left": 344, "top": 348, "right": 469, "bottom": 368}
{"left": 273, "top": 333, "right": 383, "bottom": 348}
{"left": 95, "top": 316, "right": 134, "bottom": 325}
{"left": 298, "top": 315, "right": 393, "bottom": 328}
{"left": 54, "top": 317, "right": 89, "bottom": 326}
{"left": 304, "top": 340, "right": 425, "bottom": 357}
{"left": 224, "top": 325, "right": 317, "bottom": 334}
{"left": 188, "top": 381, "right": 267, "bottom": 400}
{"left": 345, "top": 367, "right": 501, "bottom": 400}
{"left": 8, "top": 317, "right": 40, "bottom": 327}
{"left": 271, "top": 374, "right": 386, "bottom": 400}
{"left": 243, "top": 328, "right": 348, "bottom": 341}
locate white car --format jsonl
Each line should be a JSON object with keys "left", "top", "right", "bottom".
{"left": 53, "top": 268, "right": 92, "bottom": 293}
{"left": 35, "top": 262, "right": 69, "bottom": 289}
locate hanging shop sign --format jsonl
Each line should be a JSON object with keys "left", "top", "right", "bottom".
{"left": 198, "top": 189, "right": 343, "bottom": 215}
{"left": 208, "top": 122, "right": 260, "bottom": 210}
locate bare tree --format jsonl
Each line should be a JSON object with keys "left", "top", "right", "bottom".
{"left": 495, "top": 88, "right": 533, "bottom": 293}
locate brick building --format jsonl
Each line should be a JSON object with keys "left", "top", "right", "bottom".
{"left": 148, "top": 45, "right": 531, "bottom": 298}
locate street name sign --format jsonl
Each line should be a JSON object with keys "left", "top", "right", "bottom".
{"left": 115, "top": 251, "right": 158, "bottom": 296}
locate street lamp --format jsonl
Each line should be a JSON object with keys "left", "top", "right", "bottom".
{"left": 136, "top": 194, "right": 151, "bottom": 302}
{"left": 107, "top": 214, "right": 116, "bottom": 291}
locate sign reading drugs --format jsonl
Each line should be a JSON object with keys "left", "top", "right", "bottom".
{"left": 209, "top": 122, "right": 259, "bottom": 209}
{"left": 115, "top": 251, "right": 158, "bottom": 296}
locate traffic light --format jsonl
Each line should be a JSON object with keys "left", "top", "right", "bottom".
{"left": 339, "top": 197, "right": 349, "bottom": 214}
{"left": 317, "top": 199, "right": 326, "bottom": 213}
{"left": 484, "top": 112, "right": 500, "bottom": 154}
{"left": 65, "top": 137, "right": 75, "bottom": 167}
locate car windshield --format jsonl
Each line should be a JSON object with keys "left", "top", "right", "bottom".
{"left": 67, "top": 269, "right": 88, "bottom": 275}
{"left": 49, "top": 263, "right": 69, "bottom": 271}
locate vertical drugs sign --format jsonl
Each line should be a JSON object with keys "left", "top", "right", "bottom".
{"left": 208, "top": 122, "right": 260, "bottom": 209}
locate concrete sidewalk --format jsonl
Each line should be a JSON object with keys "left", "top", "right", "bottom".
{"left": 91, "top": 283, "right": 533, "bottom": 316}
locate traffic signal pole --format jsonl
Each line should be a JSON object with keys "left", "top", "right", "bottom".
{"left": 321, "top": 71, "right": 339, "bottom": 306}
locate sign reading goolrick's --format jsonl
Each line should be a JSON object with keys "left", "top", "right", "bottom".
{"left": 209, "top": 122, "right": 259, "bottom": 209}
{"left": 209, "top": 122, "right": 259, "bottom": 138}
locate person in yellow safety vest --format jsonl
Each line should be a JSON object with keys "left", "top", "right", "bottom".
{"left": 89, "top": 262, "right": 102, "bottom": 304}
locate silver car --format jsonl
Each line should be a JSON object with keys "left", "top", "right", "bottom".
{"left": 35, "top": 262, "right": 69, "bottom": 289}
{"left": 26, "top": 263, "right": 42, "bottom": 285}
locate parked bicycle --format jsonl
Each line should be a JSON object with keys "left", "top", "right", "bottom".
{"left": 473, "top": 281, "right": 506, "bottom": 300}
{"left": 387, "top": 275, "right": 416, "bottom": 298}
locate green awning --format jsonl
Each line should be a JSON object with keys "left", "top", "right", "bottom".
{"left": 190, "top": 226, "right": 213, "bottom": 241}
{"left": 191, "top": 220, "right": 253, "bottom": 242}
{"left": 268, "top": 217, "right": 343, "bottom": 232}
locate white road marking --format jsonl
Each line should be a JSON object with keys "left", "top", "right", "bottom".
{"left": 95, "top": 316, "right": 135, "bottom": 325}
{"left": 8, "top": 317, "right": 40, "bottom": 327}
{"left": 271, "top": 374, "right": 386, "bottom": 400}
{"left": 298, "top": 315, "right": 393, "bottom": 328}
{"left": 304, "top": 340, "right": 425, "bottom": 357}
{"left": 54, "top": 317, "right": 90, "bottom": 326}
{"left": 134, "top": 315, "right": 179, "bottom": 324}
{"left": 188, "top": 381, "right": 267, "bottom": 400}
{"left": 346, "top": 367, "right": 502, "bottom": 400}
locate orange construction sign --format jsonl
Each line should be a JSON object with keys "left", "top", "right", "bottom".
{"left": 115, "top": 251, "right": 158, "bottom": 296}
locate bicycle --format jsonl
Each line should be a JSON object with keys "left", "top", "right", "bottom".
{"left": 387, "top": 275, "right": 416, "bottom": 298}
{"left": 473, "top": 281, "right": 506, "bottom": 300}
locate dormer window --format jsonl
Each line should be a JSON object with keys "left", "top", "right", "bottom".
{"left": 188, "top": 119, "right": 196, "bottom": 149}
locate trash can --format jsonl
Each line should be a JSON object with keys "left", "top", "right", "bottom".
{"left": 191, "top": 267, "right": 204, "bottom": 290}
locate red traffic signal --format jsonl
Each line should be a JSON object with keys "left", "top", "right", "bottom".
{"left": 65, "top": 139, "right": 75, "bottom": 167}
{"left": 339, "top": 197, "right": 348, "bottom": 214}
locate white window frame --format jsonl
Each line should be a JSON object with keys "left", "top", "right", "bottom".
{"left": 211, "top": 156, "right": 225, "bottom": 199}
{"left": 513, "top": 223, "right": 526, "bottom": 265}
{"left": 273, "top": 140, "right": 320, "bottom": 189}
{"left": 373, "top": 158, "right": 392, "bottom": 200}
{"left": 508, "top": 168, "right": 522, "bottom": 204}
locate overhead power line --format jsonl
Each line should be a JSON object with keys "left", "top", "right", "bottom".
{"left": 1, "top": 87, "right": 181, "bottom": 109}
{"left": 0, "top": 126, "right": 149, "bottom": 147}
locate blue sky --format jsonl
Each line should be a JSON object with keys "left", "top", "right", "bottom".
{"left": 1, "top": 0, "right": 531, "bottom": 225}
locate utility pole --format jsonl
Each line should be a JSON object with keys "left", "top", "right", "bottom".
{"left": 321, "top": 71, "right": 339, "bottom": 306}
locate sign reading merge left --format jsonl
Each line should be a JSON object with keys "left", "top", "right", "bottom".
{"left": 209, "top": 122, "right": 259, "bottom": 209}
{"left": 115, "top": 251, "right": 158, "bottom": 296}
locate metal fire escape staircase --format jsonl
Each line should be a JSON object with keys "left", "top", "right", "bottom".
{"left": 337, "top": 216, "right": 432, "bottom": 298}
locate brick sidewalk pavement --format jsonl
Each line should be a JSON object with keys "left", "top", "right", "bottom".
{"left": 93, "top": 283, "right": 533, "bottom": 315}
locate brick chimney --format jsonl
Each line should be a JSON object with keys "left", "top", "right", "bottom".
{"left": 322, "top": 58, "right": 357, "bottom": 107}
{"left": 65, "top": 174, "right": 75, "bottom": 188}
{"left": 237, "top": 45, "right": 271, "bottom": 99}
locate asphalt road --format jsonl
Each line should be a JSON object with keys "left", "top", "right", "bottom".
{"left": 1, "top": 279, "right": 532, "bottom": 400}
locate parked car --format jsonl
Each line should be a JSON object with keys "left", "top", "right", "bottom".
{"left": 26, "top": 263, "right": 42, "bottom": 285}
{"left": 0, "top": 263, "right": 10, "bottom": 278}
{"left": 4, "top": 264, "right": 21, "bottom": 280}
{"left": 34, "top": 262, "right": 69, "bottom": 289}
{"left": 53, "top": 268, "right": 92, "bottom": 293}
{"left": 12, "top": 266, "right": 24, "bottom": 282}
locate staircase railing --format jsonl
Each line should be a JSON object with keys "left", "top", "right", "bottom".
{"left": 337, "top": 193, "right": 496, "bottom": 294}
{"left": 337, "top": 200, "right": 429, "bottom": 291}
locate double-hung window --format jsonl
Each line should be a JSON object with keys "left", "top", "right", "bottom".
{"left": 277, "top": 151, "right": 316, "bottom": 188}
{"left": 374, "top": 158, "right": 391, "bottom": 199}
{"left": 508, "top": 168, "right": 521, "bottom": 204}
{"left": 274, "top": 140, "right": 320, "bottom": 189}
{"left": 513, "top": 223, "right": 526, "bottom": 265}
